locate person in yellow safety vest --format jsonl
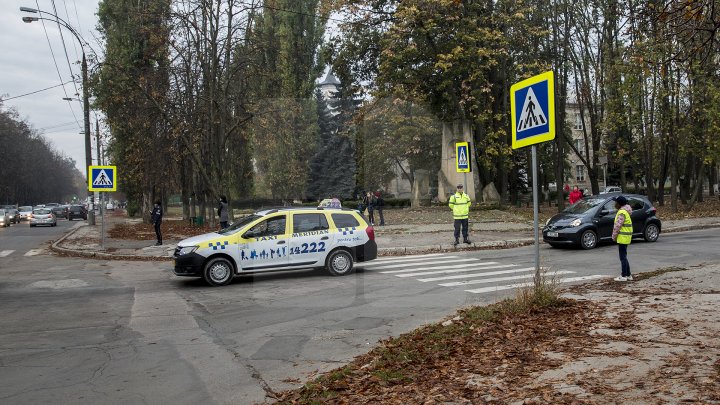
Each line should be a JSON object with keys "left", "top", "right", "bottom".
{"left": 611, "top": 195, "right": 633, "bottom": 281}
{"left": 449, "top": 184, "right": 472, "bottom": 246}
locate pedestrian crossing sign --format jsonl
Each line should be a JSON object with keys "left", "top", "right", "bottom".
{"left": 88, "top": 165, "right": 117, "bottom": 192}
{"left": 455, "top": 142, "right": 471, "bottom": 173}
{"left": 510, "top": 71, "right": 555, "bottom": 149}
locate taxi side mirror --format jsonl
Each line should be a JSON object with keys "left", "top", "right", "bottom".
{"left": 600, "top": 209, "right": 610, "bottom": 216}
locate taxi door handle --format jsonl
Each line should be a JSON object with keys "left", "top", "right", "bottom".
{"left": 277, "top": 240, "right": 286, "bottom": 245}
{"left": 321, "top": 236, "right": 329, "bottom": 240}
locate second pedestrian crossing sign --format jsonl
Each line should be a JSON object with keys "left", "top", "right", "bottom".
{"left": 455, "top": 142, "right": 471, "bottom": 173}
{"left": 88, "top": 165, "right": 117, "bottom": 192}
{"left": 510, "top": 71, "right": 555, "bottom": 149}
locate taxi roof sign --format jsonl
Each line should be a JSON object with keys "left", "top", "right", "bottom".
{"left": 510, "top": 71, "right": 555, "bottom": 149}
{"left": 88, "top": 165, "right": 117, "bottom": 192}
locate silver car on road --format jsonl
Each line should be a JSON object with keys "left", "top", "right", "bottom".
{"left": 30, "top": 208, "right": 57, "bottom": 227}
{"left": 0, "top": 209, "right": 10, "bottom": 227}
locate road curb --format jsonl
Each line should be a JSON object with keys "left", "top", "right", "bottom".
{"left": 48, "top": 222, "right": 720, "bottom": 261}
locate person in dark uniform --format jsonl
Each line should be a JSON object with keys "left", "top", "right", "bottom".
{"left": 151, "top": 200, "right": 163, "bottom": 246}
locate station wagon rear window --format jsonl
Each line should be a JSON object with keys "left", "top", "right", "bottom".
{"left": 331, "top": 213, "right": 360, "bottom": 228}
{"left": 293, "top": 213, "right": 329, "bottom": 233}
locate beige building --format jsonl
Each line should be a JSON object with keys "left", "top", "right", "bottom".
{"left": 565, "top": 103, "right": 607, "bottom": 192}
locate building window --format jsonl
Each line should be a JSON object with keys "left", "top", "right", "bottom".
{"left": 574, "top": 138, "right": 584, "bottom": 153}
{"left": 574, "top": 113, "right": 583, "bottom": 130}
{"left": 576, "top": 165, "right": 585, "bottom": 182}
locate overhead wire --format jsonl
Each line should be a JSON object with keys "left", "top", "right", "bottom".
{"left": 50, "top": 0, "right": 82, "bottom": 101}
{"left": 1, "top": 80, "right": 74, "bottom": 101}
{"left": 34, "top": 0, "right": 81, "bottom": 130}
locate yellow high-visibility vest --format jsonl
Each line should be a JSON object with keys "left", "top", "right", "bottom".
{"left": 615, "top": 209, "right": 633, "bottom": 245}
{"left": 449, "top": 192, "right": 471, "bottom": 220}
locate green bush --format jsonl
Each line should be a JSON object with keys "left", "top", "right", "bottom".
{"left": 127, "top": 200, "right": 140, "bottom": 217}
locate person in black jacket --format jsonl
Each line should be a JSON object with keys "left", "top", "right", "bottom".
{"left": 151, "top": 200, "right": 163, "bottom": 246}
{"left": 374, "top": 190, "right": 385, "bottom": 226}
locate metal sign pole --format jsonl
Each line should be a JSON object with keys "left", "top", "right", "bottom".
{"left": 101, "top": 193, "right": 105, "bottom": 249}
{"left": 532, "top": 144, "right": 540, "bottom": 286}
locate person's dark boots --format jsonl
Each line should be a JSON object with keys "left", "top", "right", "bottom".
{"left": 453, "top": 238, "right": 459, "bottom": 247}
{"left": 464, "top": 238, "right": 471, "bottom": 244}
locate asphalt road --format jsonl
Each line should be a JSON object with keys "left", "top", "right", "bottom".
{"left": 0, "top": 227, "right": 718, "bottom": 404}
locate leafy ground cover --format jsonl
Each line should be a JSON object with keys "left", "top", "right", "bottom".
{"left": 272, "top": 268, "right": 720, "bottom": 404}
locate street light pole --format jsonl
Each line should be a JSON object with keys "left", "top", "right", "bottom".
{"left": 21, "top": 7, "right": 95, "bottom": 224}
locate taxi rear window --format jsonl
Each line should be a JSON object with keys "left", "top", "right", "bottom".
{"left": 293, "top": 213, "right": 329, "bottom": 233}
{"left": 331, "top": 213, "right": 360, "bottom": 228}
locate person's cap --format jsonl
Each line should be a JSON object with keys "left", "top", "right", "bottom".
{"left": 613, "top": 195, "right": 627, "bottom": 206}
{"left": 457, "top": 184, "right": 463, "bottom": 189}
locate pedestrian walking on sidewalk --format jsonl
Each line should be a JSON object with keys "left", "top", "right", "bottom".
{"left": 449, "top": 184, "right": 472, "bottom": 246}
{"left": 374, "top": 190, "right": 385, "bottom": 226}
{"left": 568, "top": 186, "right": 583, "bottom": 204}
{"left": 151, "top": 200, "right": 163, "bottom": 246}
{"left": 612, "top": 195, "right": 633, "bottom": 281}
{"left": 363, "top": 191, "right": 377, "bottom": 225}
{"left": 218, "top": 196, "right": 229, "bottom": 229}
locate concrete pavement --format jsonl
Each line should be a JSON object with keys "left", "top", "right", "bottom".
{"left": 51, "top": 212, "right": 720, "bottom": 260}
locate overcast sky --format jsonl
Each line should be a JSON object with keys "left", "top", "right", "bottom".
{"left": 1, "top": 0, "right": 101, "bottom": 175}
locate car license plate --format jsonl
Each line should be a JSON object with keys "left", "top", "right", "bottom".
{"left": 547, "top": 232, "right": 559, "bottom": 238}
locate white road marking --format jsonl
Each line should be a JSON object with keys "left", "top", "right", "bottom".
{"left": 362, "top": 253, "right": 451, "bottom": 265}
{"left": 415, "top": 266, "right": 534, "bottom": 282}
{"left": 396, "top": 264, "right": 517, "bottom": 278}
{"left": 0, "top": 250, "right": 15, "bottom": 257}
{"left": 380, "top": 261, "right": 501, "bottom": 274}
{"left": 465, "top": 275, "right": 608, "bottom": 294}
{"left": 439, "top": 270, "right": 575, "bottom": 287}
{"left": 24, "top": 249, "right": 44, "bottom": 256}
{"left": 365, "top": 258, "right": 478, "bottom": 270}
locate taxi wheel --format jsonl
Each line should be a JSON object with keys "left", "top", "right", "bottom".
{"left": 326, "top": 250, "right": 354, "bottom": 276}
{"left": 203, "top": 257, "right": 234, "bottom": 286}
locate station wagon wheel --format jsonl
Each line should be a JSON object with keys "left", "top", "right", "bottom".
{"left": 580, "top": 230, "right": 597, "bottom": 250}
{"left": 644, "top": 223, "right": 659, "bottom": 242}
{"left": 326, "top": 250, "right": 354, "bottom": 276}
{"left": 203, "top": 257, "right": 234, "bottom": 286}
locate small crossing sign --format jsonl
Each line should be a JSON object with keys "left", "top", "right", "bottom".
{"left": 510, "top": 71, "right": 555, "bottom": 149}
{"left": 455, "top": 142, "right": 471, "bottom": 173}
{"left": 88, "top": 165, "right": 117, "bottom": 192}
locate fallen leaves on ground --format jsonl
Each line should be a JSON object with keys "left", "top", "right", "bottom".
{"left": 108, "top": 219, "right": 214, "bottom": 241}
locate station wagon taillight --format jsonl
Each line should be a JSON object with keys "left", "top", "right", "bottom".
{"left": 365, "top": 225, "right": 375, "bottom": 241}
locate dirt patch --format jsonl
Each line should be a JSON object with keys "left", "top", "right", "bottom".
{"left": 108, "top": 220, "right": 214, "bottom": 241}
{"left": 272, "top": 266, "right": 720, "bottom": 404}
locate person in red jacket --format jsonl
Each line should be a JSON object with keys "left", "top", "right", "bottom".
{"left": 568, "top": 186, "right": 583, "bottom": 205}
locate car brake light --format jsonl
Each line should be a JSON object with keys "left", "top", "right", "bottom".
{"left": 365, "top": 225, "right": 375, "bottom": 241}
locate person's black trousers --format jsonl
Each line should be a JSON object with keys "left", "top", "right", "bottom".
{"left": 154, "top": 221, "right": 162, "bottom": 244}
{"left": 618, "top": 243, "right": 630, "bottom": 277}
{"left": 377, "top": 207, "right": 385, "bottom": 225}
{"left": 453, "top": 218, "right": 468, "bottom": 240}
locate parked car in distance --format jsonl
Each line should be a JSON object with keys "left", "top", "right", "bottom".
{"left": 6, "top": 208, "right": 20, "bottom": 224}
{"left": 599, "top": 186, "right": 622, "bottom": 194}
{"left": 18, "top": 206, "right": 33, "bottom": 221}
{"left": 106, "top": 201, "right": 115, "bottom": 211}
{"left": 30, "top": 208, "right": 57, "bottom": 227}
{"left": 66, "top": 205, "right": 87, "bottom": 221}
{"left": 0, "top": 209, "right": 10, "bottom": 227}
{"left": 543, "top": 193, "right": 661, "bottom": 249}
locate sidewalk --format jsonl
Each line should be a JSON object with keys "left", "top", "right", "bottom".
{"left": 51, "top": 213, "right": 720, "bottom": 260}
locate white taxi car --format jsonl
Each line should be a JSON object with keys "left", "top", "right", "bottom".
{"left": 173, "top": 207, "right": 378, "bottom": 286}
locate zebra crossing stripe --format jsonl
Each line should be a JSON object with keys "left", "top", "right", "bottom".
{"left": 412, "top": 265, "right": 528, "bottom": 281}
{"left": 0, "top": 250, "right": 15, "bottom": 257}
{"left": 416, "top": 266, "right": 532, "bottom": 282}
{"left": 439, "top": 270, "right": 575, "bottom": 287}
{"left": 380, "top": 261, "right": 500, "bottom": 275}
{"left": 365, "top": 258, "right": 478, "bottom": 270}
{"left": 364, "top": 253, "right": 450, "bottom": 265}
{"left": 24, "top": 249, "right": 43, "bottom": 257}
{"left": 395, "top": 263, "right": 516, "bottom": 278}
{"left": 465, "top": 275, "right": 607, "bottom": 294}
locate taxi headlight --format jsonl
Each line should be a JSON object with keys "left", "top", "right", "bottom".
{"left": 570, "top": 218, "right": 582, "bottom": 227}
{"left": 178, "top": 246, "right": 199, "bottom": 255}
